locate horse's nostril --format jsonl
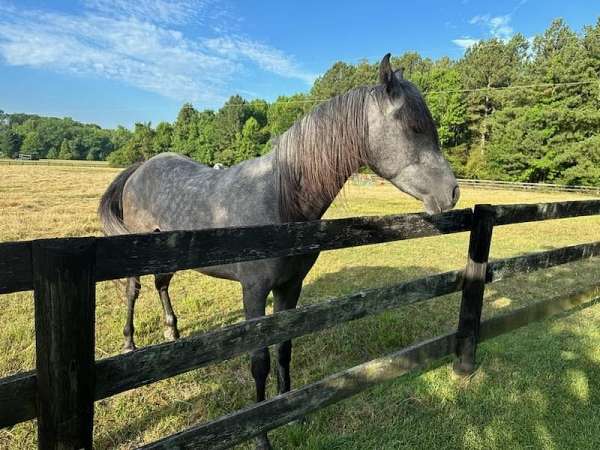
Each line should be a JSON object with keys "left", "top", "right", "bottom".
{"left": 452, "top": 185, "right": 460, "bottom": 204}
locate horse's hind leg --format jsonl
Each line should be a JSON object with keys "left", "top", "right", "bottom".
{"left": 273, "top": 278, "right": 302, "bottom": 394}
{"left": 154, "top": 273, "right": 180, "bottom": 341}
{"left": 123, "top": 276, "right": 141, "bottom": 352}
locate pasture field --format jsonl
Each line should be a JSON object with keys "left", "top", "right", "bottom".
{"left": 0, "top": 158, "right": 110, "bottom": 168}
{"left": 0, "top": 164, "right": 599, "bottom": 449}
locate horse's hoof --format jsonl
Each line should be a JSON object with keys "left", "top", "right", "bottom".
{"left": 164, "top": 327, "right": 180, "bottom": 341}
{"left": 452, "top": 359, "right": 475, "bottom": 377}
{"left": 122, "top": 343, "right": 136, "bottom": 353}
{"left": 255, "top": 434, "right": 272, "bottom": 450}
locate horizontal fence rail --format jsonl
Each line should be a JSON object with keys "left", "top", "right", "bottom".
{"left": 1, "top": 240, "right": 598, "bottom": 429}
{"left": 0, "top": 209, "right": 473, "bottom": 295}
{"left": 0, "top": 159, "right": 111, "bottom": 168}
{"left": 350, "top": 174, "right": 600, "bottom": 195}
{"left": 457, "top": 178, "right": 600, "bottom": 195}
{"left": 492, "top": 200, "right": 600, "bottom": 225}
{"left": 1, "top": 200, "right": 599, "bottom": 296}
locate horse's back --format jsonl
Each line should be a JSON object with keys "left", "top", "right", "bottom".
{"left": 121, "top": 152, "right": 279, "bottom": 233}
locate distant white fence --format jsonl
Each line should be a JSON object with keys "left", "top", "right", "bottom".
{"left": 0, "top": 159, "right": 110, "bottom": 168}
{"left": 350, "top": 174, "right": 600, "bottom": 195}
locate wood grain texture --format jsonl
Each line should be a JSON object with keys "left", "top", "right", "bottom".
{"left": 0, "top": 209, "right": 473, "bottom": 295}
{"left": 454, "top": 205, "right": 496, "bottom": 375}
{"left": 0, "top": 370, "right": 36, "bottom": 427}
{"left": 493, "top": 199, "right": 600, "bottom": 225}
{"left": 2, "top": 199, "right": 599, "bottom": 295}
{"left": 487, "top": 241, "right": 600, "bottom": 282}
{"left": 94, "top": 209, "right": 472, "bottom": 282}
{"left": 0, "top": 241, "right": 32, "bottom": 294}
{"left": 33, "top": 239, "right": 96, "bottom": 450}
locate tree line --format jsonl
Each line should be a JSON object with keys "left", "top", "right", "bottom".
{"left": 1, "top": 18, "right": 598, "bottom": 185}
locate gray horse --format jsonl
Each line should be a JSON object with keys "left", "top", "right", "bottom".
{"left": 99, "top": 54, "right": 459, "bottom": 449}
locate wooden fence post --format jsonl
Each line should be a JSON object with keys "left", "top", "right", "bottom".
{"left": 33, "top": 238, "right": 97, "bottom": 450}
{"left": 454, "top": 204, "right": 496, "bottom": 375}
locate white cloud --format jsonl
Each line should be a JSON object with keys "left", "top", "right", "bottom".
{"left": 469, "top": 14, "right": 514, "bottom": 41}
{"left": 453, "top": 9, "right": 517, "bottom": 51}
{"left": 452, "top": 38, "right": 479, "bottom": 49}
{"left": 204, "top": 37, "right": 316, "bottom": 85}
{"left": 0, "top": 1, "right": 315, "bottom": 105}
{"left": 84, "top": 0, "right": 210, "bottom": 25}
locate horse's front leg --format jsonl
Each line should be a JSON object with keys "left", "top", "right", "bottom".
{"left": 242, "top": 281, "right": 273, "bottom": 450}
{"left": 273, "top": 278, "right": 302, "bottom": 394}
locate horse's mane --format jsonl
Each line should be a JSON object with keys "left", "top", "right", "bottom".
{"left": 273, "top": 81, "right": 437, "bottom": 221}
{"left": 273, "top": 86, "right": 373, "bottom": 221}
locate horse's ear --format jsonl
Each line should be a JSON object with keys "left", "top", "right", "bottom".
{"left": 396, "top": 67, "right": 405, "bottom": 80}
{"left": 379, "top": 53, "right": 394, "bottom": 90}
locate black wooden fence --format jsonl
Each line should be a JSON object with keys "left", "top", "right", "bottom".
{"left": 0, "top": 199, "right": 599, "bottom": 449}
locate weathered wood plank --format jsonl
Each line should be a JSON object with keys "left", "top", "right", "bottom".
{"left": 95, "top": 269, "right": 464, "bottom": 400}
{"left": 140, "top": 288, "right": 600, "bottom": 450}
{"left": 0, "top": 371, "right": 36, "bottom": 428}
{"left": 0, "top": 209, "right": 472, "bottom": 295}
{"left": 493, "top": 199, "right": 600, "bottom": 225}
{"left": 1, "top": 240, "right": 598, "bottom": 428}
{"left": 94, "top": 209, "right": 473, "bottom": 283}
{"left": 0, "top": 241, "right": 32, "bottom": 294}
{"left": 487, "top": 241, "right": 600, "bottom": 282}
{"left": 139, "top": 332, "right": 458, "bottom": 450}
{"left": 480, "top": 286, "right": 600, "bottom": 342}
{"left": 33, "top": 239, "right": 97, "bottom": 449}
{"left": 3, "top": 198, "right": 600, "bottom": 296}
{"left": 454, "top": 205, "right": 495, "bottom": 375}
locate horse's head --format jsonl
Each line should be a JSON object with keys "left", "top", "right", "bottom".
{"left": 366, "top": 53, "right": 459, "bottom": 214}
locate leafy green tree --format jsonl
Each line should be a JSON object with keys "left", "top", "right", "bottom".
{"left": 58, "top": 139, "right": 74, "bottom": 160}
{"left": 153, "top": 122, "right": 173, "bottom": 155}
{"left": 311, "top": 62, "right": 357, "bottom": 99}
{"left": 0, "top": 129, "right": 22, "bottom": 158}
{"left": 172, "top": 102, "right": 199, "bottom": 156}
{"left": 188, "top": 111, "right": 217, "bottom": 164}
{"left": 459, "top": 35, "right": 529, "bottom": 163}
{"left": 268, "top": 94, "right": 311, "bottom": 136}
{"left": 20, "top": 131, "right": 44, "bottom": 156}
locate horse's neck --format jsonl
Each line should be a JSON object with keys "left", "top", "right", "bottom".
{"left": 272, "top": 89, "right": 370, "bottom": 222}
{"left": 297, "top": 171, "right": 350, "bottom": 221}
{"left": 274, "top": 148, "right": 360, "bottom": 222}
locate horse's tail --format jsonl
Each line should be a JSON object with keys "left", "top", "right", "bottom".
{"left": 98, "top": 162, "right": 142, "bottom": 236}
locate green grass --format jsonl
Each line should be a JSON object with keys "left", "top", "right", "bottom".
{"left": 0, "top": 165, "right": 599, "bottom": 449}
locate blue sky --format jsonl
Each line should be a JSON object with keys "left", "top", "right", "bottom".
{"left": 0, "top": 0, "right": 597, "bottom": 128}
